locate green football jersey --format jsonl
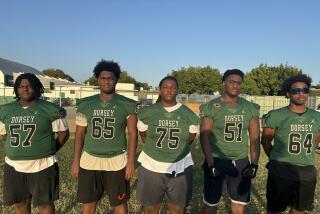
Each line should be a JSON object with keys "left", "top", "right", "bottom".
{"left": 0, "top": 100, "right": 66, "bottom": 160}
{"left": 77, "top": 94, "right": 137, "bottom": 158}
{"left": 263, "top": 107, "right": 320, "bottom": 166}
{"left": 200, "top": 97, "right": 260, "bottom": 160}
{"left": 138, "top": 103, "right": 200, "bottom": 163}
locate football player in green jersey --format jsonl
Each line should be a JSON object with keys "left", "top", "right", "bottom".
{"left": 136, "top": 76, "right": 200, "bottom": 214}
{"left": 262, "top": 74, "right": 320, "bottom": 214}
{"left": 200, "top": 69, "right": 260, "bottom": 214}
{"left": 71, "top": 60, "right": 137, "bottom": 214}
{"left": 0, "top": 73, "right": 69, "bottom": 214}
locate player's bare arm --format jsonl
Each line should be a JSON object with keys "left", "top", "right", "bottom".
{"left": 200, "top": 117, "right": 214, "bottom": 167}
{"left": 1, "top": 134, "right": 6, "bottom": 142}
{"left": 188, "top": 133, "right": 197, "bottom": 144}
{"left": 261, "top": 127, "right": 275, "bottom": 157}
{"left": 139, "top": 131, "right": 147, "bottom": 143}
{"left": 316, "top": 132, "right": 320, "bottom": 153}
{"left": 248, "top": 116, "right": 260, "bottom": 165}
{"left": 56, "top": 130, "right": 69, "bottom": 151}
{"left": 71, "top": 125, "right": 86, "bottom": 178}
{"left": 126, "top": 114, "right": 138, "bottom": 180}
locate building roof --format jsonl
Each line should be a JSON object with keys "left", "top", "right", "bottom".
{"left": 0, "top": 57, "right": 81, "bottom": 87}
{"left": 37, "top": 75, "right": 81, "bottom": 86}
{"left": 0, "top": 57, "right": 41, "bottom": 75}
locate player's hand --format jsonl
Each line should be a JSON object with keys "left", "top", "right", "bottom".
{"left": 71, "top": 161, "right": 80, "bottom": 178}
{"left": 202, "top": 161, "right": 222, "bottom": 178}
{"left": 125, "top": 162, "right": 135, "bottom": 180}
{"left": 315, "top": 147, "right": 320, "bottom": 155}
{"left": 241, "top": 163, "right": 258, "bottom": 178}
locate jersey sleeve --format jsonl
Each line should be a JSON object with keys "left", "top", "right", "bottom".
{"left": 76, "top": 99, "right": 87, "bottom": 115}
{"left": 0, "top": 121, "right": 6, "bottom": 135}
{"left": 124, "top": 100, "right": 138, "bottom": 117}
{"left": 314, "top": 111, "right": 320, "bottom": 132}
{"left": 199, "top": 102, "right": 212, "bottom": 118}
{"left": 42, "top": 101, "right": 67, "bottom": 121}
{"left": 75, "top": 97, "right": 92, "bottom": 126}
{"left": 183, "top": 105, "right": 200, "bottom": 133}
{"left": 189, "top": 111, "right": 200, "bottom": 125}
{"left": 249, "top": 102, "right": 260, "bottom": 118}
{"left": 0, "top": 105, "right": 8, "bottom": 123}
{"left": 75, "top": 112, "right": 88, "bottom": 127}
{"left": 137, "top": 120, "right": 148, "bottom": 132}
{"left": 51, "top": 107, "right": 66, "bottom": 120}
{"left": 52, "top": 118, "right": 69, "bottom": 132}
{"left": 262, "top": 110, "right": 277, "bottom": 128}
{"left": 189, "top": 124, "right": 199, "bottom": 134}
{"left": 137, "top": 106, "right": 151, "bottom": 124}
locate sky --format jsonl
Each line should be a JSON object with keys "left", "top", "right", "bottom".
{"left": 0, "top": 0, "right": 319, "bottom": 87}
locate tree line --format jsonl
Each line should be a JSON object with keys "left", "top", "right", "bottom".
{"left": 42, "top": 64, "right": 319, "bottom": 96}
{"left": 170, "top": 64, "right": 311, "bottom": 96}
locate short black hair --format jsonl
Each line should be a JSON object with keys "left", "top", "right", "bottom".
{"left": 14, "top": 73, "right": 44, "bottom": 100}
{"left": 93, "top": 59, "right": 121, "bottom": 80}
{"left": 222, "top": 69, "right": 244, "bottom": 81}
{"left": 159, "top": 76, "right": 179, "bottom": 89}
{"left": 281, "top": 74, "right": 312, "bottom": 97}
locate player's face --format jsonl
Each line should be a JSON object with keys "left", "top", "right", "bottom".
{"left": 223, "top": 74, "right": 242, "bottom": 97}
{"left": 98, "top": 71, "right": 117, "bottom": 94}
{"left": 160, "top": 79, "right": 178, "bottom": 106}
{"left": 288, "top": 82, "right": 309, "bottom": 106}
{"left": 17, "top": 79, "right": 36, "bottom": 102}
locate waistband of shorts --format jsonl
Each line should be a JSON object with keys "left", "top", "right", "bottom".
{"left": 165, "top": 165, "right": 192, "bottom": 178}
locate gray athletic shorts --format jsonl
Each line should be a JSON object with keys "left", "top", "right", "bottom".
{"left": 3, "top": 162, "right": 59, "bottom": 206}
{"left": 137, "top": 165, "right": 193, "bottom": 207}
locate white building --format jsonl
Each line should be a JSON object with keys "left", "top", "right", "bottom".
{"left": 0, "top": 57, "right": 138, "bottom": 101}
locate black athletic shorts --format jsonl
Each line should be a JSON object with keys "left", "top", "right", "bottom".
{"left": 202, "top": 157, "right": 251, "bottom": 206}
{"left": 266, "top": 161, "right": 317, "bottom": 212}
{"left": 76, "top": 167, "right": 129, "bottom": 207}
{"left": 3, "top": 162, "right": 59, "bottom": 206}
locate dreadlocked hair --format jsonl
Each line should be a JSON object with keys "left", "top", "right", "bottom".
{"left": 14, "top": 73, "right": 44, "bottom": 100}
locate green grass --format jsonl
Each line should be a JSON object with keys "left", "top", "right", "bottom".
{"left": 1, "top": 138, "right": 320, "bottom": 213}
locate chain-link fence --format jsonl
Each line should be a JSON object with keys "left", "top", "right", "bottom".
{"left": 1, "top": 93, "right": 320, "bottom": 116}
{"left": 177, "top": 94, "right": 320, "bottom": 117}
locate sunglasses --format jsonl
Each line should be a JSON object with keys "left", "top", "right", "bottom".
{"left": 290, "top": 87, "right": 309, "bottom": 95}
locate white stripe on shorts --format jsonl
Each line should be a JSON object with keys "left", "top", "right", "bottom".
{"left": 229, "top": 197, "right": 250, "bottom": 205}
{"left": 202, "top": 193, "right": 219, "bottom": 207}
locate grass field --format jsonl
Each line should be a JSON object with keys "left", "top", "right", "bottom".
{"left": 1, "top": 137, "right": 320, "bottom": 213}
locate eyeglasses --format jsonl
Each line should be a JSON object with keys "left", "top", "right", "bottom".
{"left": 290, "top": 87, "right": 309, "bottom": 95}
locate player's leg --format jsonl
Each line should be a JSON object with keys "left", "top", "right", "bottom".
{"left": 166, "top": 166, "right": 193, "bottom": 214}
{"left": 103, "top": 168, "right": 129, "bottom": 214}
{"left": 202, "top": 159, "right": 224, "bottom": 214}
{"left": 143, "top": 204, "right": 162, "bottom": 214}
{"left": 14, "top": 198, "right": 31, "bottom": 214}
{"left": 230, "top": 203, "right": 245, "bottom": 214}
{"left": 76, "top": 168, "right": 104, "bottom": 214}
{"left": 167, "top": 203, "right": 184, "bottom": 214}
{"left": 82, "top": 202, "right": 97, "bottom": 214}
{"left": 113, "top": 203, "right": 127, "bottom": 214}
{"left": 136, "top": 166, "right": 166, "bottom": 214}
{"left": 288, "top": 209, "right": 303, "bottom": 214}
{"left": 38, "top": 203, "right": 55, "bottom": 214}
